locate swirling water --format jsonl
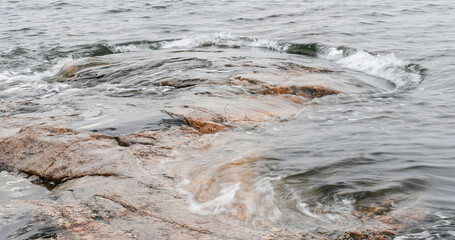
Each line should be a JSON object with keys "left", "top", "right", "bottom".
{"left": 1, "top": 0, "right": 455, "bottom": 238}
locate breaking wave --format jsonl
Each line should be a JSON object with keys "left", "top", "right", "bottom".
{"left": 160, "top": 33, "right": 288, "bottom": 51}
{"left": 0, "top": 58, "right": 72, "bottom": 99}
{"left": 319, "top": 46, "right": 423, "bottom": 89}
{"left": 0, "top": 33, "right": 424, "bottom": 101}
{"left": 99, "top": 33, "right": 424, "bottom": 90}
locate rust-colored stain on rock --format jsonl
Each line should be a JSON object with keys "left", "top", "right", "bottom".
{"left": 259, "top": 85, "right": 340, "bottom": 99}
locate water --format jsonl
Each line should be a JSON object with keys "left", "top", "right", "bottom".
{"left": 1, "top": 0, "right": 455, "bottom": 238}
{"left": 0, "top": 172, "right": 51, "bottom": 239}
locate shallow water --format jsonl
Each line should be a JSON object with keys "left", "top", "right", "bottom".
{"left": 0, "top": 172, "right": 51, "bottom": 239}
{"left": 1, "top": 0, "right": 455, "bottom": 238}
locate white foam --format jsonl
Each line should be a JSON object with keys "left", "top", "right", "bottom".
{"left": 394, "top": 230, "right": 431, "bottom": 240}
{"left": 101, "top": 33, "right": 422, "bottom": 90}
{"left": 435, "top": 212, "right": 448, "bottom": 219}
{"left": 109, "top": 43, "right": 157, "bottom": 53}
{"left": 249, "top": 176, "right": 282, "bottom": 222}
{"left": 181, "top": 182, "right": 241, "bottom": 215}
{"left": 297, "top": 202, "right": 321, "bottom": 219}
{"left": 319, "top": 47, "right": 422, "bottom": 89}
{"left": 394, "top": 236, "right": 408, "bottom": 240}
{"left": 293, "top": 194, "right": 355, "bottom": 223}
{"left": 0, "top": 57, "right": 72, "bottom": 98}
{"left": 161, "top": 33, "right": 289, "bottom": 51}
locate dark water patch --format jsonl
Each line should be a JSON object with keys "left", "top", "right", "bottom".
{"left": 70, "top": 40, "right": 169, "bottom": 58}
{"left": 105, "top": 8, "right": 132, "bottom": 14}
{"left": 55, "top": 2, "right": 69, "bottom": 6}
{"left": 287, "top": 43, "right": 329, "bottom": 56}
{"left": 72, "top": 110, "right": 186, "bottom": 136}
{"left": 10, "top": 171, "right": 61, "bottom": 191}
{"left": 29, "top": 178, "right": 60, "bottom": 191}
{"left": 1, "top": 47, "right": 29, "bottom": 57}
{"left": 396, "top": 211, "right": 455, "bottom": 239}
{"left": 152, "top": 5, "right": 169, "bottom": 9}
{"left": 283, "top": 157, "right": 378, "bottom": 181}
{"left": 71, "top": 44, "right": 114, "bottom": 58}
{"left": 2, "top": 219, "right": 59, "bottom": 240}
{"left": 7, "top": 27, "right": 32, "bottom": 32}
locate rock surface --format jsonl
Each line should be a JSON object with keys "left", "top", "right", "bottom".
{"left": 0, "top": 125, "right": 301, "bottom": 239}
{"left": 1, "top": 123, "right": 417, "bottom": 240}
{"left": 0, "top": 50, "right": 408, "bottom": 239}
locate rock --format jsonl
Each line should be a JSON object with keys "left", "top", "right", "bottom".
{"left": 0, "top": 49, "right": 407, "bottom": 239}
{"left": 0, "top": 126, "right": 128, "bottom": 185}
{"left": 45, "top": 50, "right": 395, "bottom": 135}
{"left": 164, "top": 95, "right": 304, "bottom": 133}
{"left": 1, "top": 125, "right": 295, "bottom": 239}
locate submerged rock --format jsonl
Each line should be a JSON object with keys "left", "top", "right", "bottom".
{"left": 47, "top": 49, "right": 395, "bottom": 134}
{"left": 1, "top": 125, "right": 299, "bottom": 239}
{"left": 0, "top": 124, "right": 421, "bottom": 239}
{"left": 0, "top": 49, "right": 408, "bottom": 239}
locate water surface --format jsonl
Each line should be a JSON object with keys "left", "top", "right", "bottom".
{"left": 1, "top": 0, "right": 455, "bottom": 238}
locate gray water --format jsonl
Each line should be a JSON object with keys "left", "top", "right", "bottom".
{"left": 1, "top": 0, "right": 455, "bottom": 239}
{"left": 0, "top": 172, "right": 51, "bottom": 239}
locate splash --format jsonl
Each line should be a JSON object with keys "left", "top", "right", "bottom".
{"left": 0, "top": 33, "right": 424, "bottom": 102}
{"left": 319, "top": 46, "right": 423, "bottom": 89}
{"left": 0, "top": 57, "right": 72, "bottom": 99}
{"left": 99, "top": 33, "right": 423, "bottom": 90}
{"left": 160, "top": 33, "right": 289, "bottom": 51}
{"left": 179, "top": 180, "right": 242, "bottom": 215}
{"left": 108, "top": 41, "right": 162, "bottom": 53}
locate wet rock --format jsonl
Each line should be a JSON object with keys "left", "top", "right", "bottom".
{"left": 0, "top": 101, "right": 43, "bottom": 117}
{"left": 45, "top": 50, "right": 397, "bottom": 135}
{"left": 0, "top": 126, "right": 128, "bottom": 185}
{"left": 0, "top": 125, "right": 298, "bottom": 239}
{"left": 258, "top": 85, "right": 340, "bottom": 98}
{"left": 52, "top": 53, "right": 214, "bottom": 89}
{"left": 232, "top": 62, "right": 394, "bottom": 94}
{"left": 55, "top": 61, "right": 109, "bottom": 82}
{"left": 164, "top": 95, "right": 303, "bottom": 133}
{"left": 156, "top": 78, "right": 209, "bottom": 88}
{"left": 0, "top": 50, "right": 406, "bottom": 239}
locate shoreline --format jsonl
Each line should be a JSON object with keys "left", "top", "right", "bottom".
{"left": 0, "top": 51, "right": 416, "bottom": 239}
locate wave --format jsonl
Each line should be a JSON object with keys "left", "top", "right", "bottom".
{"left": 1, "top": 33, "right": 424, "bottom": 98}
{"left": 108, "top": 40, "right": 163, "bottom": 53}
{"left": 0, "top": 58, "right": 72, "bottom": 99}
{"left": 96, "top": 33, "right": 423, "bottom": 90}
{"left": 318, "top": 46, "right": 423, "bottom": 89}
{"left": 159, "top": 33, "right": 289, "bottom": 51}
